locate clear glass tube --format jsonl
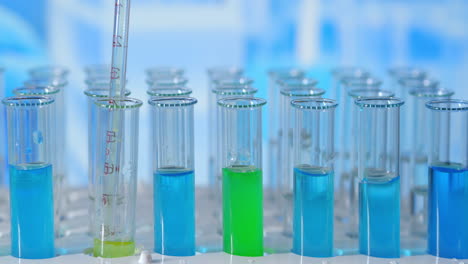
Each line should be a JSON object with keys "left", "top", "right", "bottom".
{"left": 147, "top": 87, "right": 192, "bottom": 98}
{"left": 13, "top": 86, "right": 64, "bottom": 237}
{"left": 345, "top": 89, "right": 395, "bottom": 239}
{"left": 92, "top": 98, "right": 142, "bottom": 258}
{"left": 208, "top": 77, "right": 253, "bottom": 194}
{"left": 278, "top": 82, "right": 324, "bottom": 236}
{"left": 3, "top": 96, "right": 55, "bottom": 259}
{"left": 146, "top": 67, "right": 185, "bottom": 80}
{"left": 149, "top": 97, "right": 197, "bottom": 256}
{"left": 330, "top": 67, "right": 368, "bottom": 101}
{"left": 84, "top": 88, "right": 131, "bottom": 236}
{"left": 408, "top": 88, "right": 453, "bottom": 239}
{"left": 338, "top": 77, "right": 382, "bottom": 213}
{"left": 84, "top": 64, "right": 110, "bottom": 81}
{"left": 356, "top": 97, "right": 403, "bottom": 258}
{"left": 28, "top": 66, "right": 69, "bottom": 79}
{"left": 388, "top": 66, "right": 426, "bottom": 93}
{"left": 218, "top": 97, "right": 266, "bottom": 257}
{"left": 291, "top": 98, "right": 337, "bottom": 257}
{"left": 267, "top": 69, "right": 304, "bottom": 195}
{"left": 146, "top": 77, "right": 188, "bottom": 89}
{"left": 426, "top": 99, "right": 468, "bottom": 259}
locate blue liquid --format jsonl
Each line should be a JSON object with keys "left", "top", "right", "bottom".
{"left": 154, "top": 168, "right": 195, "bottom": 256}
{"left": 10, "top": 163, "right": 55, "bottom": 259}
{"left": 428, "top": 164, "right": 468, "bottom": 259}
{"left": 292, "top": 166, "right": 334, "bottom": 257}
{"left": 359, "top": 172, "right": 400, "bottom": 258}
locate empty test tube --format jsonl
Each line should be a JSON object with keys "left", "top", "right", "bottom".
{"left": 426, "top": 99, "right": 468, "bottom": 259}
{"left": 408, "top": 87, "right": 453, "bottom": 239}
{"left": 29, "top": 66, "right": 69, "bottom": 81}
{"left": 291, "top": 98, "right": 337, "bottom": 257}
{"left": 277, "top": 79, "right": 324, "bottom": 236}
{"left": 356, "top": 97, "right": 403, "bottom": 258}
{"left": 218, "top": 97, "right": 266, "bottom": 257}
{"left": 388, "top": 67, "right": 426, "bottom": 93}
{"left": 147, "top": 87, "right": 192, "bottom": 98}
{"left": 150, "top": 97, "right": 197, "bottom": 256}
{"left": 92, "top": 98, "right": 142, "bottom": 258}
{"left": 84, "top": 88, "right": 131, "bottom": 236}
{"left": 84, "top": 64, "right": 110, "bottom": 81}
{"left": 3, "top": 96, "right": 55, "bottom": 259}
{"left": 146, "top": 77, "right": 188, "bottom": 90}
{"left": 146, "top": 67, "right": 185, "bottom": 80}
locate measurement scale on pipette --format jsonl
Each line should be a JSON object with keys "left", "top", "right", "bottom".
{"left": 94, "top": 0, "right": 134, "bottom": 256}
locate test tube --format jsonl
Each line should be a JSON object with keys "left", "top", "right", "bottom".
{"left": 146, "top": 67, "right": 185, "bottom": 80}
{"left": 150, "top": 97, "right": 197, "bottom": 256}
{"left": 267, "top": 68, "right": 304, "bottom": 200}
{"left": 28, "top": 66, "right": 69, "bottom": 81}
{"left": 93, "top": 97, "right": 142, "bottom": 258}
{"left": 426, "top": 99, "right": 468, "bottom": 259}
{"left": 3, "top": 96, "right": 55, "bottom": 259}
{"left": 339, "top": 77, "right": 382, "bottom": 211}
{"left": 147, "top": 87, "right": 192, "bottom": 98}
{"left": 84, "top": 64, "right": 110, "bottom": 81}
{"left": 291, "top": 98, "right": 337, "bottom": 257}
{"left": 146, "top": 77, "right": 188, "bottom": 90}
{"left": 346, "top": 89, "right": 395, "bottom": 238}
{"left": 408, "top": 87, "right": 453, "bottom": 238}
{"left": 13, "top": 86, "right": 64, "bottom": 237}
{"left": 330, "top": 67, "right": 368, "bottom": 100}
{"left": 278, "top": 80, "right": 324, "bottom": 236}
{"left": 356, "top": 97, "right": 403, "bottom": 258}
{"left": 84, "top": 88, "right": 131, "bottom": 236}
{"left": 218, "top": 97, "right": 266, "bottom": 257}
{"left": 388, "top": 66, "right": 426, "bottom": 93}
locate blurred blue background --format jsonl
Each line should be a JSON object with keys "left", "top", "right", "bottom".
{"left": 0, "top": 0, "right": 467, "bottom": 187}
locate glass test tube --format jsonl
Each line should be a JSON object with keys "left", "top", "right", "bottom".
{"left": 146, "top": 67, "right": 185, "bottom": 80}
{"left": 218, "top": 97, "right": 266, "bottom": 257}
{"left": 146, "top": 77, "right": 188, "bottom": 90}
{"left": 84, "top": 64, "right": 110, "bottom": 81}
{"left": 84, "top": 88, "right": 131, "bottom": 236}
{"left": 346, "top": 89, "right": 395, "bottom": 238}
{"left": 93, "top": 98, "right": 142, "bottom": 258}
{"left": 278, "top": 80, "right": 324, "bottom": 236}
{"left": 356, "top": 97, "right": 403, "bottom": 258}
{"left": 408, "top": 87, "right": 453, "bottom": 238}
{"left": 150, "top": 97, "right": 197, "bottom": 256}
{"left": 13, "top": 86, "right": 64, "bottom": 237}
{"left": 330, "top": 67, "right": 368, "bottom": 100}
{"left": 426, "top": 99, "right": 468, "bottom": 259}
{"left": 147, "top": 87, "right": 192, "bottom": 98}
{"left": 29, "top": 66, "right": 69, "bottom": 81}
{"left": 267, "top": 69, "right": 304, "bottom": 200}
{"left": 291, "top": 98, "right": 337, "bottom": 257}
{"left": 3, "top": 96, "right": 55, "bottom": 259}
{"left": 339, "top": 77, "right": 382, "bottom": 212}
{"left": 388, "top": 66, "right": 426, "bottom": 93}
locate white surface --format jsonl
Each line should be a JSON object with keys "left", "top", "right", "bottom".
{"left": 0, "top": 253, "right": 466, "bottom": 264}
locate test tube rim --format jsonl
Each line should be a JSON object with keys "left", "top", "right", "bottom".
{"left": 28, "top": 65, "right": 70, "bottom": 78}
{"left": 398, "top": 77, "right": 439, "bottom": 89}
{"left": 146, "top": 76, "right": 189, "bottom": 87}
{"left": 24, "top": 78, "right": 68, "bottom": 88}
{"left": 425, "top": 99, "right": 468, "bottom": 112}
{"left": 146, "top": 87, "right": 192, "bottom": 97}
{"left": 2, "top": 96, "right": 54, "bottom": 107}
{"left": 207, "top": 66, "right": 243, "bottom": 77}
{"left": 276, "top": 77, "right": 318, "bottom": 88}
{"left": 388, "top": 66, "right": 426, "bottom": 79}
{"left": 341, "top": 76, "right": 383, "bottom": 88}
{"left": 331, "top": 66, "right": 368, "bottom": 78}
{"left": 212, "top": 76, "right": 254, "bottom": 86}
{"left": 409, "top": 87, "right": 454, "bottom": 98}
{"left": 217, "top": 97, "right": 267, "bottom": 109}
{"left": 94, "top": 97, "right": 143, "bottom": 109}
{"left": 212, "top": 86, "right": 258, "bottom": 96}
{"left": 355, "top": 97, "right": 404, "bottom": 108}
{"left": 85, "top": 78, "right": 128, "bottom": 87}
{"left": 148, "top": 96, "right": 197, "bottom": 107}
{"left": 84, "top": 88, "right": 131, "bottom": 98}
{"left": 348, "top": 88, "right": 395, "bottom": 99}
{"left": 291, "top": 98, "right": 338, "bottom": 110}
{"left": 267, "top": 67, "right": 305, "bottom": 78}
{"left": 84, "top": 64, "right": 110, "bottom": 75}
{"left": 280, "top": 87, "right": 325, "bottom": 97}
{"left": 14, "top": 86, "right": 60, "bottom": 96}
{"left": 146, "top": 66, "right": 185, "bottom": 77}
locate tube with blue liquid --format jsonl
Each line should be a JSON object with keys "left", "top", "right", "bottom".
{"left": 291, "top": 98, "right": 337, "bottom": 257}
{"left": 3, "top": 96, "right": 56, "bottom": 259}
{"left": 356, "top": 97, "right": 403, "bottom": 258}
{"left": 150, "top": 97, "right": 197, "bottom": 256}
{"left": 426, "top": 99, "right": 468, "bottom": 259}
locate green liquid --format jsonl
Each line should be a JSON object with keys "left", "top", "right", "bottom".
{"left": 93, "top": 239, "right": 135, "bottom": 258}
{"left": 222, "top": 165, "right": 263, "bottom": 256}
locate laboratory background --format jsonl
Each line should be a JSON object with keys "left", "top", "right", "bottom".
{"left": 0, "top": 0, "right": 467, "bottom": 263}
